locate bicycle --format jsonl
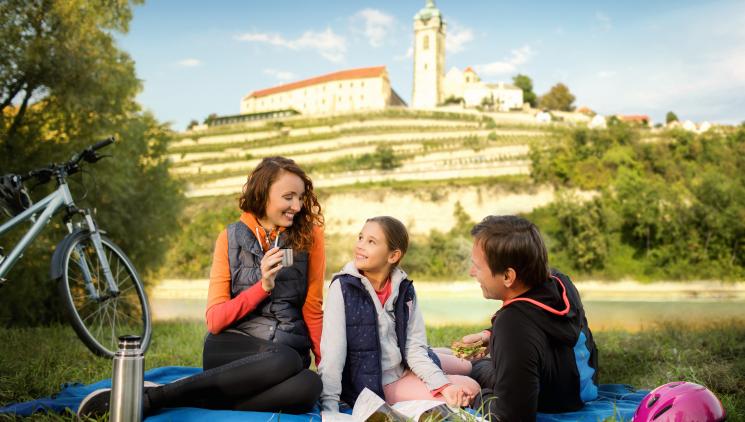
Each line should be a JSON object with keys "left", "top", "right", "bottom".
{"left": 0, "top": 137, "right": 152, "bottom": 358}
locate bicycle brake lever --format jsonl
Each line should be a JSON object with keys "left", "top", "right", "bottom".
{"left": 89, "top": 153, "right": 111, "bottom": 163}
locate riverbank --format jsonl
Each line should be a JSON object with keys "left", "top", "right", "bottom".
{"left": 149, "top": 279, "right": 745, "bottom": 331}
{"left": 150, "top": 278, "right": 745, "bottom": 301}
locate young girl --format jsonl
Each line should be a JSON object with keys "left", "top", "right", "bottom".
{"left": 78, "top": 156, "right": 325, "bottom": 417}
{"left": 319, "top": 216, "right": 479, "bottom": 412}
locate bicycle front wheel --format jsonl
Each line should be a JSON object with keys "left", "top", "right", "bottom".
{"left": 57, "top": 232, "right": 152, "bottom": 358}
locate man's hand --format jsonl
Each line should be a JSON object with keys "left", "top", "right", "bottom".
{"left": 440, "top": 384, "right": 472, "bottom": 408}
{"left": 461, "top": 331, "right": 487, "bottom": 346}
{"left": 259, "top": 247, "right": 284, "bottom": 292}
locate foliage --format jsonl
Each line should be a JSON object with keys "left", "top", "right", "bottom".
{"left": 538, "top": 83, "right": 576, "bottom": 111}
{"left": 528, "top": 124, "right": 745, "bottom": 280}
{"left": 0, "top": 0, "right": 184, "bottom": 326}
{"left": 442, "top": 95, "right": 464, "bottom": 106}
{"left": 203, "top": 113, "right": 218, "bottom": 125}
{"left": 405, "top": 202, "right": 475, "bottom": 280}
{"left": 304, "top": 144, "right": 403, "bottom": 174}
{"left": 512, "top": 74, "right": 537, "bottom": 107}
{"left": 665, "top": 111, "right": 679, "bottom": 124}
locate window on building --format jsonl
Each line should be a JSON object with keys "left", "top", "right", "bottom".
{"left": 424, "top": 63, "right": 428, "bottom": 70}
{"left": 339, "top": 83, "right": 342, "bottom": 88}
{"left": 423, "top": 35, "right": 429, "bottom": 50}
{"left": 361, "top": 81, "right": 365, "bottom": 87}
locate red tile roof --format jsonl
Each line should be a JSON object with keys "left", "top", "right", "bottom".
{"left": 464, "top": 66, "right": 475, "bottom": 73}
{"left": 618, "top": 114, "right": 650, "bottom": 122}
{"left": 246, "top": 66, "right": 387, "bottom": 99}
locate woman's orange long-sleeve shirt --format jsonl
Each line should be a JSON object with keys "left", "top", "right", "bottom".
{"left": 205, "top": 212, "right": 325, "bottom": 365}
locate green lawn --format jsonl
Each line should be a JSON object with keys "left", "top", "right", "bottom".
{"left": 1, "top": 320, "right": 743, "bottom": 421}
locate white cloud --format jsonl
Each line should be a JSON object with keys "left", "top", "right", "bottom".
{"left": 177, "top": 58, "right": 201, "bottom": 67}
{"left": 353, "top": 8, "right": 395, "bottom": 47}
{"left": 595, "top": 12, "right": 612, "bottom": 32}
{"left": 597, "top": 70, "right": 616, "bottom": 79}
{"left": 263, "top": 69, "right": 296, "bottom": 81}
{"left": 446, "top": 24, "right": 474, "bottom": 54}
{"left": 474, "top": 45, "right": 534, "bottom": 76}
{"left": 236, "top": 28, "right": 347, "bottom": 63}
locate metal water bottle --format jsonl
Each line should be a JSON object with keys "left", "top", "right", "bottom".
{"left": 110, "top": 335, "right": 144, "bottom": 422}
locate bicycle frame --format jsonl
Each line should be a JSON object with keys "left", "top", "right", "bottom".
{"left": 0, "top": 181, "right": 119, "bottom": 297}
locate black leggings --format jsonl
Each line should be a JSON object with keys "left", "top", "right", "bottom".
{"left": 143, "top": 331, "right": 321, "bottom": 414}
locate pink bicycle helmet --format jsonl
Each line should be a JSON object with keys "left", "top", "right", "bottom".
{"left": 633, "top": 381, "right": 726, "bottom": 422}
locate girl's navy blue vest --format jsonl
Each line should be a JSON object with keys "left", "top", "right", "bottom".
{"left": 334, "top": 273, "right": 440, "bottom": 407}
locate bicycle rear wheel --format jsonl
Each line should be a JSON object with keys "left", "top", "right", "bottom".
{"left": 57, "top": 231, "right": 152, "bottom": 358}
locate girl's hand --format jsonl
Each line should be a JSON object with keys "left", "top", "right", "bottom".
{"left": 260, "top": 247, "right": 284, "bottom": 292}
{"left": 441, "top": 384, "right": 472, "bottom": 408}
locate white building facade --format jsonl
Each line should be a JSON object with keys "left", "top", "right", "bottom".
{"left": 411, "top": 0, "right": 446, "bottom": 109}
{"left": 240, "top": 66, "right": 405, "bottom": 115}
{"left": 444, "top": 67, "right": 523, "bottom": 111}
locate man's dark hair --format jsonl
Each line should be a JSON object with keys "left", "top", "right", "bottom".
{"left": 470, "top": 215, "right": 549, "bottom": 288}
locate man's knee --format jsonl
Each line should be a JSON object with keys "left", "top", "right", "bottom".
{"left": 470, "top": 358, "right": 495, "bottom": 387}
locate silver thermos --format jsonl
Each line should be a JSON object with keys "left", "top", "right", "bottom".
{"left": 110, "top": 335, "right": 144, "bottom": 422}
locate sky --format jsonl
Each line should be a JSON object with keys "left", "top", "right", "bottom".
{"left": 118, "top": 0, "right": 745, "bottom": 131}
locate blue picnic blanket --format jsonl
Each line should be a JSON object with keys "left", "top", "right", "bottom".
{"left": 1, "top": 366, "right": 647, "bottom": 421}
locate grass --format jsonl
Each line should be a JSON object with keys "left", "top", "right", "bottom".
{"left": 1, "top": 320, "right": 744, "bottom": 420}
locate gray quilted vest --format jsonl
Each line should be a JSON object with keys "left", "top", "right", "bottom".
{"left": 226, "top": 220, "right": 311, "bottom": 365}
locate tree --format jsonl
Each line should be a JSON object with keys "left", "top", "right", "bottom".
{"left": 0, "top": 0, "right": 184, "bottom": 325}
{"left": 665, "top": 111, "right": 679, "bottom": 124}
{"left": 375, "top": 145, "right": 399, "bottom": 170}
{"left": 512, "top": 74, "right": 537, "bottom": 107}
{"left": 187, "top": 119, "right": 199, "bottom": 130}
{"left": 203, "top": 113, "right": 218, "bottom": 125}
{"left": 539, "top": 83, "right": 576, "bottom": 111}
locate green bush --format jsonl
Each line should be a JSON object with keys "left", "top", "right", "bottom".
{"left": 527, "top": 124, "right": 745, "bottom": 281}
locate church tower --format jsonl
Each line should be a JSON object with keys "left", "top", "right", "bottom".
{"left": 412, "top": 0, "right": 446, "bottom": 108}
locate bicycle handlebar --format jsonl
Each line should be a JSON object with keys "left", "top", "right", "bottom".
{"left": 21, "top": 137, "right": 116, "bottom": 184}
{"left": 91, "top": 137, "right": 115, "bottom": 152}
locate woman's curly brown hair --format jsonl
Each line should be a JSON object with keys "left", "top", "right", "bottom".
{"left": 239, "top": 156, "right": 323, "bottom": 251}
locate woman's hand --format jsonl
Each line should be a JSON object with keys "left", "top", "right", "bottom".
{"left": 260, "top": 247, "right": 284, "bottom": 292}
{"left": 440, "top": 384, "right": 472, "bottom": 408}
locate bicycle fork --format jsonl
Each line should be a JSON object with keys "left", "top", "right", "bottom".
{"left": 69, "top": 211, "right": 119, "bottom": 300}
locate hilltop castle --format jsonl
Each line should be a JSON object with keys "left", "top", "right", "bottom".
{"left": 229, "top": 0, "right": 522, "bottom": 124}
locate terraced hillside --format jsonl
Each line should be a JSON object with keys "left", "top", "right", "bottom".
{"left": 170, "top": 109, "right": 565, "bottom": 199}
{"left": 165, "top": 109, "right": 594, "bottom": 278}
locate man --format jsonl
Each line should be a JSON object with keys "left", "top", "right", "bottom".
{"left": 463, "top": 215, "right": 598, "bottom": 421}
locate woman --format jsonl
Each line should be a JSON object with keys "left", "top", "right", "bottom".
{"left": 78, "top": 156, "right": 325, "bottom": 417}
